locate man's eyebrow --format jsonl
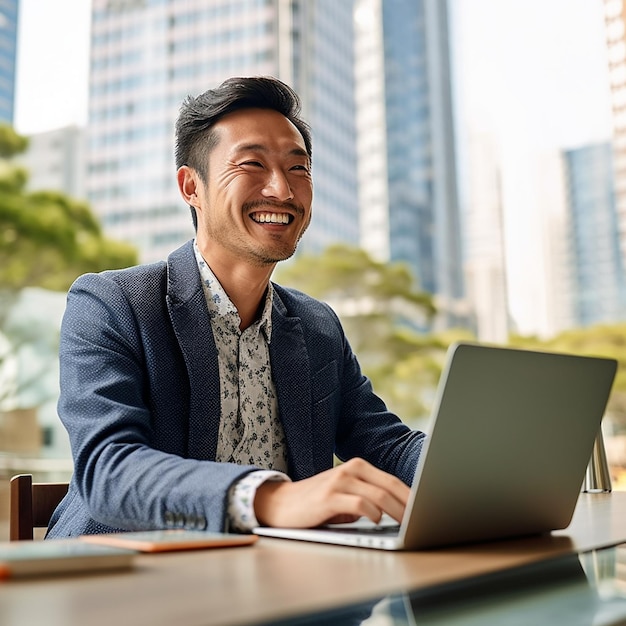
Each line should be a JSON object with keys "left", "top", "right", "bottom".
{"left": 233, "top": 143, "right": 309, "bottom": 158}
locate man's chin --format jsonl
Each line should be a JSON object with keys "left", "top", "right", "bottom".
{"left": 260, "top": 248, "right": 296, "bottom": 265}
{"left": 247, "top": 231, "right": 306, "bottom": 266}
{"left": 253, "top": 248, "right": 297, "bottom": 266}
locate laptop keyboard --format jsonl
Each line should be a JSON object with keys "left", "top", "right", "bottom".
{"left": 322, "top": 521, "right": 401, "bottom": 535}
{"left": 343, "top": 524, "right": 400, "bottom": 535}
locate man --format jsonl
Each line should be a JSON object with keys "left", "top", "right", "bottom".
{"left": 47, "top": 77, "right": 426, "bottom": 538}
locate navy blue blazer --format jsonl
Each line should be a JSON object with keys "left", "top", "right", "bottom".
{"left": 47, "top": 240, "right": 425, "bottom": 537}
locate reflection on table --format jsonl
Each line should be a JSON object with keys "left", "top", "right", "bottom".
{"left": 263, "top": 544, "right": 626, "bottom": 625}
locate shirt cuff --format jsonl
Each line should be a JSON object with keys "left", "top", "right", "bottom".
{"left": 227, "top": 470, "right": 291, "bottom": 532}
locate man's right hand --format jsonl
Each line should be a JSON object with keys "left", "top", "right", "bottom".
{"left": 253, "top": 458, "right": 410, "bottom": 528}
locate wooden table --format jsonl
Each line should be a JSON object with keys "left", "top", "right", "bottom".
{"left": 1, "top": 493, "right": 626, "bottom": 626}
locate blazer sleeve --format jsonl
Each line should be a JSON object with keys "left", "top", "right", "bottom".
{"left": 273, "top": 285, "right": 426, "bottom": 485}
{"left": 54, "top": 272, "right": 256, "bottom": 534}
{"left": 321, "top": 301, "right": 426, "bottom": 485}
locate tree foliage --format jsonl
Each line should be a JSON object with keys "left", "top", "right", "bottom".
{"left": 275, "top": 244, "right": 449, "bottom": 424}
{"left": 0, "top": 124, "right": 138, "bottom": 409}
{"left": 0, "top": 124, "right": 137, "bottom": 295}
{"left": 276, "top": 245, "right": 626, "bottom": 436}
{"left": 0, "top": 124, "right": 28, "bottom": 158}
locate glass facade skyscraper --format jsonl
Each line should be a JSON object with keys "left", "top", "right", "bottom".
{"left": 564, "top": 142, "right": 625, "bottom": 326}
{"left": 355, "top": 0, "right": 465, "bottom": 327}
{"left": 87, "top": 0, "right": 358, "bottom": 263}
{"left": 0, "top": 0, "right": 18, "bottom": 124}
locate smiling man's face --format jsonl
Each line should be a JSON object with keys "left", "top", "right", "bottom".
{"left": 192, "top": 107, "right": 313, "bottom": 268}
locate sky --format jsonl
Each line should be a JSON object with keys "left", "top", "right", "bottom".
{"left": 452, "top": 0, "right": 613, "bottom": 335}
{"left": 453, "top": 0, "right": 612, "bottom": 150}
{"left": 13, "top": 0, "right": 616, "bottom": 335}
{"left": 15, "top": 0, "right": 612, "bottom": 141}
{"left": 14, "top": 0, "right": 91, "bottom": 135}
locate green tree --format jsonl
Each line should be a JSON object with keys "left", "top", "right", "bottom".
{"left": 275, "top": 245, "right": 464, "bottom": 424}
{"left": 276, "top": 243, "right": 626, "bottom": 438}
{"left": 0, "top": 124, "right": 138, "bottom": 408}
{"left": 0, "top": 124, "right": 137, "bottom": 296}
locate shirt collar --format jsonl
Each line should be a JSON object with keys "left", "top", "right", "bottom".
{"left": 193, "top": 240, "right": 273, "bottom": 341}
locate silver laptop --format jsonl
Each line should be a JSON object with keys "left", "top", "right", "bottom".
{"left": 254, "top": 342, "right": 617, "bottom": 550}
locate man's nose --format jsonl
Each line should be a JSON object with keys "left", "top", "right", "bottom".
{"left": 261, "top": 170, "right": 294, "bottom": 201}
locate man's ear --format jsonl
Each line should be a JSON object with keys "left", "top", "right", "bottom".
{"left": 177, "top": 166, "right": 201, "bottom": 207}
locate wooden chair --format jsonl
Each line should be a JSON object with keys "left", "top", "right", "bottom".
{"left": 10, "top": 474, "right": 69, "bottom": 541}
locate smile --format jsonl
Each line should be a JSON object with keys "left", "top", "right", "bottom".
{"left": 250, "top": 212, "right": 293, "bottom": 225}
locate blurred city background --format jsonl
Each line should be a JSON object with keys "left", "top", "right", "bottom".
{"left": 1, "top": 0, "right": 625, "bottom": 536}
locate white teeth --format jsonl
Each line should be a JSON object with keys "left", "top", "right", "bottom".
{"left": 253, "top": 212, "right": 290, "bottom": 224}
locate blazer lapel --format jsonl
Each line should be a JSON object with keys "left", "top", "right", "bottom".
{"left": 166, "top": 242, "right": 221, "bottom": 460}
{"left": 270, "top": 291, "right": 315, "bottom": 479}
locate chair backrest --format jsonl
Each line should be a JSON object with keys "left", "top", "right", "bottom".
{"left": 10, "top": 474, "right": 69, "bottom": 541}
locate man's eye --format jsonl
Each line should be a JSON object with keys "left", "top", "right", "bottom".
{"left": 241, "top": 160, "right": 263, "bottom": 168}
{"left": 291, "top": 165, "right": 310, "bottom": 173}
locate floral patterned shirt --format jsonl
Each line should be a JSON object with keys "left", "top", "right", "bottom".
{"left": 194, "top": 242, "right": 290, "bottom": 531}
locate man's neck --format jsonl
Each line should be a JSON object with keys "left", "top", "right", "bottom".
{"left": 198, "top": 246, "right": 275, "bottom": 331}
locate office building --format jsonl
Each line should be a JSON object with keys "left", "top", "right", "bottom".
{"left": 563, "top": 142, "right": 625, "bottom": 327}
{"left": 535, "top": 151, "right": 576, "bottom": 337}
{"left": 604, "top": 0, "right": 626, "bottom": 270}
{"left": 19, "top": 125, "right": 86, "bottom": 199}
{"left": 354, "top": 0, "right": 466, "bottom": 329}
{"left": 0, "top": 0, "right": 18, "bottom": 123}
{"left": 462, "top": 133, "right": 509, "bottom": 343}
{"left": 88, "top": 0, "right": 358, "bottom": 263}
